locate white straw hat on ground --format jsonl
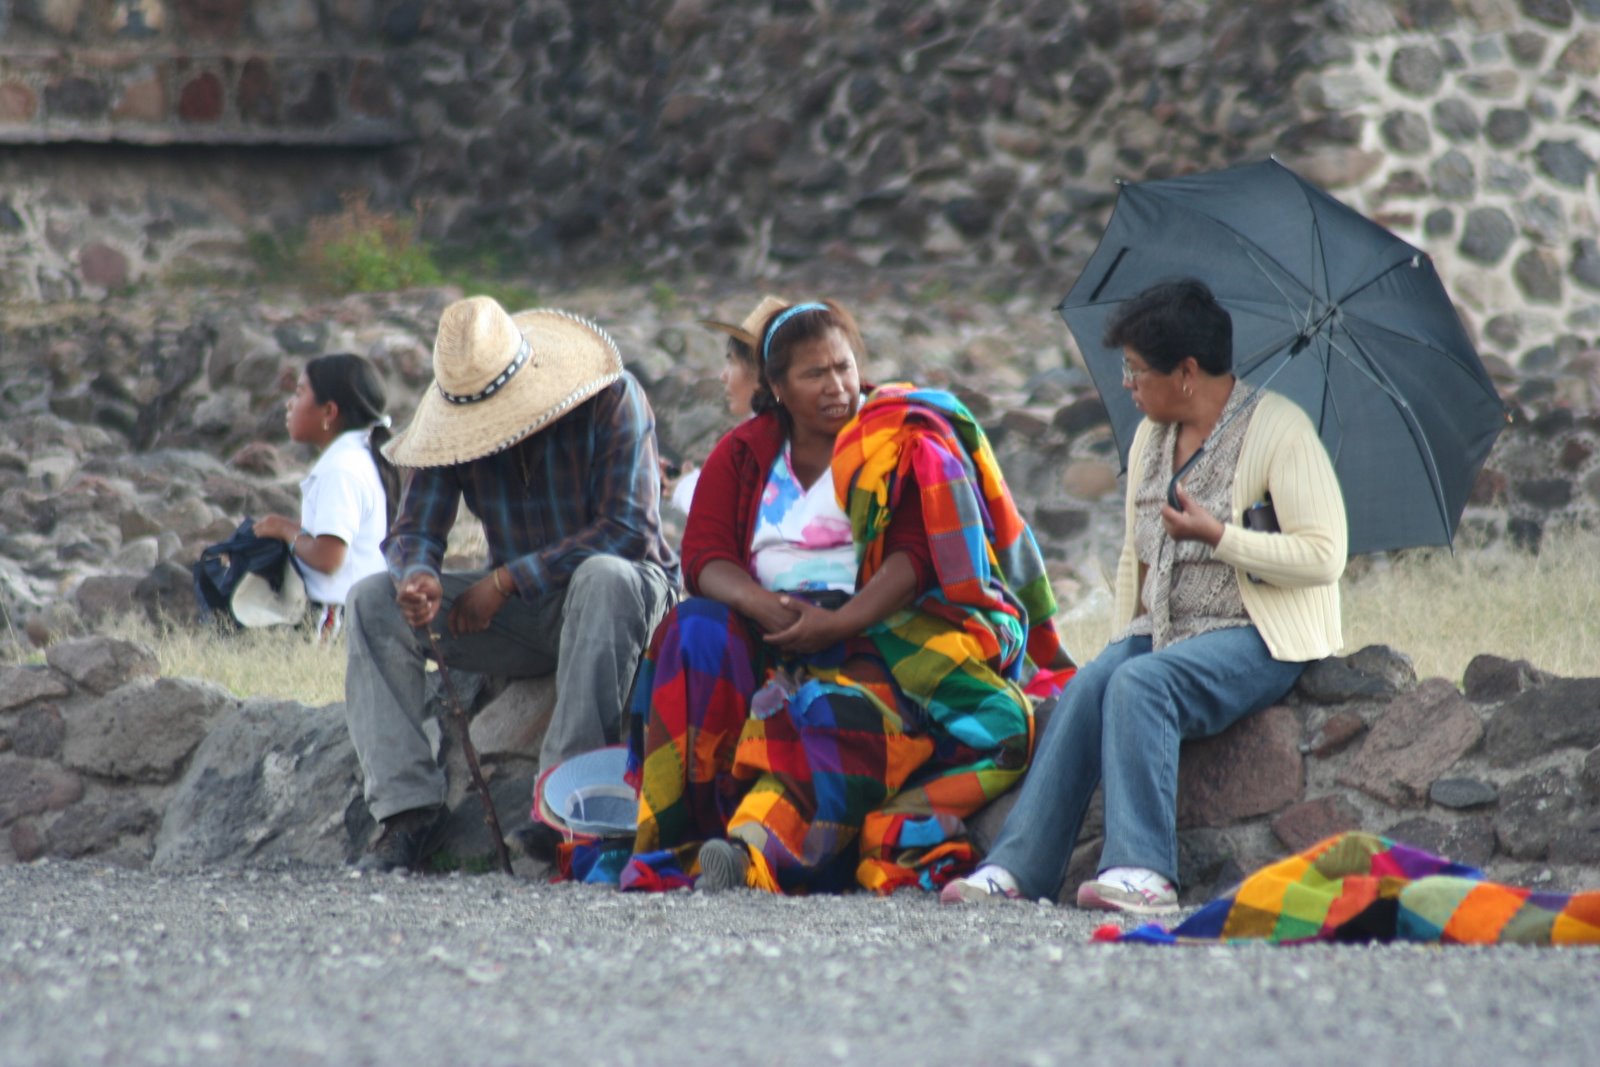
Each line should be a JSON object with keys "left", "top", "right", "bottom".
{"left": 698, "top": 293, "right": 788, "bottom": 349}
{"left": 384, "top": 296, "right": 624, "bottom": 468}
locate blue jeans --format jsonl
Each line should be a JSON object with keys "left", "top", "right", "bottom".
{"left": 985, "top": 626, "right": 1306, "bottom": 898}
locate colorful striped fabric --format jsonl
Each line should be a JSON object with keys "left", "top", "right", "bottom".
{"left": 832, "top": 384, "right": 1063, "bottom": 671}
{"left": 624, "top": 386, "right": 1061, "bottom": 895}
{"left": 1103, "top": 832, "right": 1600, "bottom": 945}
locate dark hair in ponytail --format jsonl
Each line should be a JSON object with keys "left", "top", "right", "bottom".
{"left": 305, "top": 353, "right": 400, "bottom": 526}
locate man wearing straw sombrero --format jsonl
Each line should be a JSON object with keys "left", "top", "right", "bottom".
{"left": 344, "top": 296, "right": 679, "bottom": 872}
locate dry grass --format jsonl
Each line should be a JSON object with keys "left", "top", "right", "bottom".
{"left": 1341, "top": 526, "right": 1600, "bottom": 683}
{"left": 1054, "top": 525, "right": 1600, "bottom": 685}
{"left": 22, "top": 528, "right": 1600, "bottom": 702}
{"left": 99, "top": 614, "right": 349, "bottom": 707}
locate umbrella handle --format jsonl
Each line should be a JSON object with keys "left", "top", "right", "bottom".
{"left": 1168, "top": 446, "right": 1206, "bottom": 509}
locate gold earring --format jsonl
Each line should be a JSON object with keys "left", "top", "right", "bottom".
{"left": 1183, "top": 384, "right": 1192, "bottom": 397}
{"left": 322, "top": 420, "right": 330, "bottom": 431}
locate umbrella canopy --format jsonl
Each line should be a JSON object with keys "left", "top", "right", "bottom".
{"left": 1059, "top": 158, "right": 1507, "bottom": 556}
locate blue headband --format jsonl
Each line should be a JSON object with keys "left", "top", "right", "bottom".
{"left": 761, "top": 302, "right": 829, "bottom": 366}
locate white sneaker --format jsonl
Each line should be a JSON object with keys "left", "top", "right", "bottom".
{"left": 940, "top": 864, "right": 1022, "bottom": 904}
{"left": 1075, "top": 866, "right": 1179, "bottom": 915}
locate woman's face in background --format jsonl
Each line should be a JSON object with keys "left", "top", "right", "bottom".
{"left": 721, "top": 341, "right": 760, "bottom": 418}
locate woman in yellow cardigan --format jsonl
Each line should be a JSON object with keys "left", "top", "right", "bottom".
{"left": 943, "top": 279, "right": 1347, "bottom": 914}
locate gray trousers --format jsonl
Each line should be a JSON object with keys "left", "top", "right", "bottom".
{"left": 344, "top": 555, "right": 675, "bottom": 822}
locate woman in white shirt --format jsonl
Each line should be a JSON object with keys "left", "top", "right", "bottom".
{"left": 253, "top": 353, "right": 397, "bottom": 631}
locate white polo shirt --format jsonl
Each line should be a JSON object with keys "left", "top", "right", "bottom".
{"left": 299, "top": 429, "right": 389, "bottom": 606}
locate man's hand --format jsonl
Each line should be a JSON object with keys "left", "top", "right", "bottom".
{"left": 395, "top": 572, "right": 444, "bottom": 629}
{"left": 1161, "top": 483, "right": 1224, "bottom": 547}
{"left": 765, "top": 596, "right": 848, "bottom": 654}
{"left": 448, "top": 573, "right": 508, "bottom": 637}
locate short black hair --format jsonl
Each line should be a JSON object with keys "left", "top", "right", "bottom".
{"left": 1103, "top": 279, "right": 1233, "bottom": 376}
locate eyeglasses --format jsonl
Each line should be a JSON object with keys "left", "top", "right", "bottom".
{"left": 1121, "top": 360, "right": 1158, "bottom": 385}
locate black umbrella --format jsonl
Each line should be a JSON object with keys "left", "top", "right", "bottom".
{"left": 1058, "top": 158, "right": 1507, "bottom": 556}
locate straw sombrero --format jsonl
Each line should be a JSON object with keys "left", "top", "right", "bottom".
{"left": 385, "top": 296, "right": 624, "bottom": 468}
{"left": 698, "top": 294, "right": 787, "bottom": 349}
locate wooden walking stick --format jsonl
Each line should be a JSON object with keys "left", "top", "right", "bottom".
{"left": 427, "top": 630, "right": 514, "bottom": 876}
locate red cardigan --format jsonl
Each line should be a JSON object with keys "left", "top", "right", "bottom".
{"left": 679, "top": 410, "right": 935, "bottom": 597}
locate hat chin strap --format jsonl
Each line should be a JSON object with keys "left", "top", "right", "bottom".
{"left": 439, "top": 336, "right": 531, "bottom": 406}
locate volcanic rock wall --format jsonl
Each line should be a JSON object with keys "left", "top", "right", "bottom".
{"left": 1, "top": 0, "right": 1596, "bottom": 368}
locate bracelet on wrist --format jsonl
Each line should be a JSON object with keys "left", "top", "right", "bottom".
{"left": 492, "top": 568, "right": 511, "bottom": 596}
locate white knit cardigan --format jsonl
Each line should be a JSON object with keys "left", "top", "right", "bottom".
{"left": 1111, "top": 390, "right": 1348, "bottom": 662}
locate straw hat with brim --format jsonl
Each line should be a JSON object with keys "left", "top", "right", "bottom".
{"left": 699, "top": 293, "right": 788, "bottom": 350}
{"left": 533, "top": 746, "right": 637, "bottom": 839}
{"left": 384, "top": 296, "right": 624, "bottom": 468}
{"left": 230, "top": 567, "right": 307, "bottom": 628}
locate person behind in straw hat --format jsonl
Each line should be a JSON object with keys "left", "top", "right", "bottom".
{"left": 344, "top": 296, "right": 679, "bottom": 872}
{"left": 665, "top": 294, "right": 787, "bottom": 516}
{"left": 251, "top": 353, "right": 399, "bottom": 636}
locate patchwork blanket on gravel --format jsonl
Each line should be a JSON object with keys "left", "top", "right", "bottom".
{"left": 1099, "top": 832, "right": 1600, "bottom": 945}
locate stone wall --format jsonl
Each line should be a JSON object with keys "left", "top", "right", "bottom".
{"left": 1, "top": 0, "right": 1596, "bottom": 369}
{"left": 5, "top": 634, "right": 1597, "bottom": 903}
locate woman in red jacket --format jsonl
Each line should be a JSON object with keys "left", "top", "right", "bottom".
{"left": 625, "top": 300, "right": 1062, "bottom": 895}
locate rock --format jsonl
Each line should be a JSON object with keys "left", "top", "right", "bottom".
{"left": 469, "top": 677, "right": 556, "bottom": 761}
{"left": 1177, "top": 706, "right": 1302, "bottom": 828}
{"left": 1485, "top": 108, "right": 1531, "bottom": 148}
{"left": 45, "top": 636, "right": 159, "bottom": 696}
{"left": 1052, "top": 396, "right": 1108, "bottom": 436}
{"left": 1494, "top": 767, "right": 1579, "bottom": 860}
{"left": 10, "top": 705, "right": 67, "bottom": 760}
{"left": 0, "top": 666, "right": 71, "bottom": 712}
{"left": 1032, "top": 505, "right": 1090, "bottom": 541}
{"left": 273, "top": 321, "right": 329, "bottom": 356}
{"left": 1485, "top": 677, "right": 1600, "bottom": 766}
{"left": 1295, "top": 645, "right": 1414, "bottom": 704}
{"left": 1379, "top": 110, "right": 1430, "bottom": 154}
{"left": 1518, "top": 0, "right": 1573, "bottom": 28}
{"left": 1571, "top": 238, "right": 1600, "bottom": 292}
{"left": 1389, "top": 45, "right": 1444, "bottom": 95}
{"left": 0, "top": 756, "right": 84, "bottom": 827}
{"left": 1423, "top": 208, "right": 1454, "bottom": 237}
{"left": 153, "top": 699, "right": 368, "bottom": 869}
{"left": 1558, "top": 30, "right": 1600, "bottom": 77}
{"left": 1431, "top": 97, "right": 1480, "bottom": 141}
{"left": 135, "top": 561, "right": 201, "bottom": 627}
{"left": 1534, "top": 139, "right": 1595, "bottom": 189}
{"left": 1271, "top": 795, "right": 1363, "bottom": 853}
{"left": 1339, "top": 678, "right": 1484, "bottom": 807}
{"left": 10, "top": 821, "right": 44, "bottom": 862}
{"left": 1513, "top": 249, "right": 1563, "bottom": 304}
{"left": 62, "top": 677, "right": 234, "bottom": 784}
{"left": 1385, "top": 815, "right": 1497, "bottom": 867}
{"left": 79, "top": 243, "right": 130, "bottom": 290}
{"left": 1462, "top": 653, "right": 1553, "bottom": 702}
{"left": 1060, "top": 461, "right": 1118, "bottom": 500}
{"left": 1430, "top": 776, "right": 1498, "bottom": 809}
{"left": 431, "top": 772, "right": 538, "bottom": 870}
{"left": 72, "top": 575, "right": 144, "bottom": 627}
{"left": 45, "top": 797, "right": 158, "bottom": 861}
{"left": 1458, "top": 207, "right": 1515, "bottom": 264}
{"left": 1000, "top": 410, "right": 1051, "bottom": 441}
{"left": 1581, "top": 746, "right": 1600, "bottom": 801}
{"left": 1306, "top": 709, "right": 1366, "bottom": 757}
{"left": 1482, "top": 158, "right": 1532, "bottom": 195}
{"left": 1429, "top": 150, "right": 1477, "bottom": 200}
{"left": 1515, "top": 194, "right": 1565, "bottom": 245}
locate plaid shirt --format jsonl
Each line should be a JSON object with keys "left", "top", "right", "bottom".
{"left": 384, "top": 373, "right": 680, "bottom": 598}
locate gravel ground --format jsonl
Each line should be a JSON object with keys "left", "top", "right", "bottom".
{"left": 3, "top": 861, "right": 1598, "bottom": 1067}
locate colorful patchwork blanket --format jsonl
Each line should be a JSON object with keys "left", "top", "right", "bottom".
{"left": 829, "top": 385, "right": 1065, "bottom": 891}
{"left": 1100, "top": 832, "right": 1600, "bottom": 945}
{"left": 832, "top": 383, "right": 1062, "bottom": 670}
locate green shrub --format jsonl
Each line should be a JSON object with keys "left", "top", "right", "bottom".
{"left": 299, "top": 195, "right": 442, "bottom": 294}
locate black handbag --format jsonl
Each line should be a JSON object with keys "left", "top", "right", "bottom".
{"left": 192, "top": 517, "right": 303, "bottom": 628}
